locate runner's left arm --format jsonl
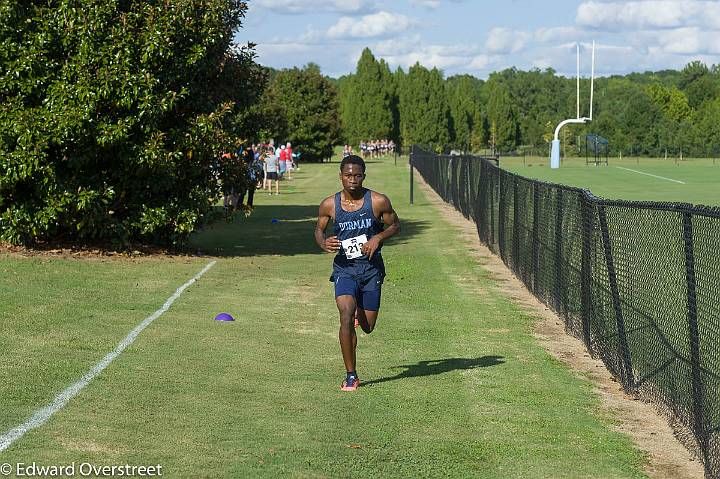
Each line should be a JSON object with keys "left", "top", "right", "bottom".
{"left": 362, "top": 194, "right": 400, "bottom": 259}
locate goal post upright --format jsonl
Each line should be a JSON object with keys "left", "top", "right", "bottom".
{"left": 551, "top": 41, "right": 596, "bottom": 169}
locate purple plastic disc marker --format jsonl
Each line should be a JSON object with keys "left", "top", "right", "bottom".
{"left": 214, "top": 313, "right": 235, "bottom": 322}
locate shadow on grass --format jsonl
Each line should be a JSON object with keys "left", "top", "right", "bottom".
{"left": 364, "top": 355, "right": 505, "bottom": 386}
{"left": 188, "top": 204, "right": 429, "bottom": 257}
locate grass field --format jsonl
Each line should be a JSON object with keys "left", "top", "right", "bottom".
{"left": 500, "top": 155, "right": 720, "bottom": 206}
{"left": 0, "top": 158, "right": 653, "bottom": 477}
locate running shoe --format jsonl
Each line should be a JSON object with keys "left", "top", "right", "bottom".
{"left": 341, "top": 376, "right": 360, "bottom": 391}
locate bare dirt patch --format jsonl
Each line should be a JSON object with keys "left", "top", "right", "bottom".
{"left": 415, "top": 173, "right": 705, "bottom": 479}
{"left": 0, "top": 241, "right": 196, "bottom": 262}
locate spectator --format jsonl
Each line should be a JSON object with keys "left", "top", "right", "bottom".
{"left": 285, "top": 142, "right": 294, "bottom": 179}
{"left": 278, "top": 144, "right": 287, "bottom": 179}
{"left": 239, "top": 147, "right": 260, "bottom": 207}
{"left": 221, "top": 151, "right": 238, "bottom": 210}
{"left": 264, "top": 147, "right": 280, "bottom": 195}
{"left": 263, "top": 146, "right": 275, "bottom": 191}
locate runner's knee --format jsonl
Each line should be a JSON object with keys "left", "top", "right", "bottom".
{"left": 337, "top": 301, "right": 355, "bottom": 327}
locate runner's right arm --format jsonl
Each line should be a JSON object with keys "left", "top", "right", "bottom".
{"left": 315, "top": 196, "right": 341, "bottom": 253}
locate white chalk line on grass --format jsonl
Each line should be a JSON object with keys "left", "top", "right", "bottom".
{"left": 0, "top": 260, "right": 217, "bottom": 453}
{"left": 616, "top": 166, "right": 686, "bottom": 184}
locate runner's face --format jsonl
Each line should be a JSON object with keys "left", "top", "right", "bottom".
{"left": 340, "top": 164, "right": 365, "bottom": 192}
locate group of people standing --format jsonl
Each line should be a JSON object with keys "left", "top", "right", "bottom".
{"left": 220, "top": 147, "right": 260, "bottom": 211}
{"left": 359, "top": 139, "right": 395, "bottom": 158}
{"left": 220, "top": 141, "right": 297, "bottom": 211}
{"left": 259, "top": 141, "right": 295, "bottom": 196}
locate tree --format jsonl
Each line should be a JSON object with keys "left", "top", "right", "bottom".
{"left": 337, "top": 74, "right": 355, "bottom": 144}
{"left": 646, "top": 84, "right": 692, "bottom": 122}
{"left": 394, "top": 67, "right": 408, "bottom": 146}
{"left": 484, "top": 79, "right": 519, "bottom": 151}
{"left": 694, "top": 98, "right": 720, "bottom": 157}
{"left": 339, "top": 48, "right": 395, "bottom": 146}
{"left": 0, "top": 1, "right": 264, "bottom": 246}
{"left": 446, "top": 74, "right": 485, "bottom": 151}
{"left": 679, "top": 60, "right": 710, "bottom": 90}
{"left": 262, "top": 64, "right": 341, "bottom": 162}
{"left": 398, "top": 63, "right": 450, "bottom": 150}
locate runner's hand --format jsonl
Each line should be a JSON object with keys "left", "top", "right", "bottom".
{"left": 323, "top": 236, "right": 341, "bottom": 253}
{"left": 361, "top": 236, "right": 382, "bottom": 259}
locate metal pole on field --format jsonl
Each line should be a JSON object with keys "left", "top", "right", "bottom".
{"left": 551, "top": 41, "right": 595, "bottom": 169}
{"left": 409, "top": 145, "right": 414, "bottom": 205}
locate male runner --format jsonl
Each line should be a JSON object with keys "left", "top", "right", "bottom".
{"left": 314, "top": 155, "right": 400, "bottom": 391}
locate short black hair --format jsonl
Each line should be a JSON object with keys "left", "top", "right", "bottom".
{"left": 340, "top": 154, "right": 366, "bottom": 173}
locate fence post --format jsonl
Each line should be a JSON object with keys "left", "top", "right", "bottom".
{"left": 498, "top": 171, "right": 506, "bottom": 262}
{"left": 554, "top": 188, "right": 564, "bottom": 316}
{"left": 597, "top": 204, "right": 635, "bottom": 391}
{"left": 410, "top": 145, "right": 414, "bottom": 206}
{"left": 488, "top": 163, "right": 495, "bottom": 248}
{"left": 580, "top": 193, "right": 594, "bottom": 354}
{"left": 532, "top": 183, "right": 540, "bottom": 294}
{"left": 512, "top": 177, "right": 520, "bottom": 274}
{"left": 476, "top": 162, "right": 486, "bottom": 242}
{"left": 682, "top": 211, "right": 707, "bottom": 461}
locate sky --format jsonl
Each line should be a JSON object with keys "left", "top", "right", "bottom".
{"left": 235, "top": 0, "right": 720, "bottom": 79}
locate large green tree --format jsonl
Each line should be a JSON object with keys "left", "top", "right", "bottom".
{"left": 694, "top": 98, "right": 720, "bottom": 156}
{"left": 339, "top": 48, "right": 395, "bottom": 145}
{"left": 484, "top": 79, "right": 519, "bottom": 151}
{"left": 262, "top": 64, "right": 341, "bottom": 162}
{"left": 0, "top": 1, "right": 264, "bottom": 246}
{"left": 446, "top": 74, "right": 485, "bottom": 151}
{"left": 646, "top": 83, "right": 692, "bottom": 122}
{"left": 398, "top": 63, "right": 450, "bottom": 150}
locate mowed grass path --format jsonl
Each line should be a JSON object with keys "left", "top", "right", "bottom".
{"left": 0, "top": 159, "right": 648, "bottom": 478}
{"left": 502, "top": 156, "right": 720, "bottom": 206}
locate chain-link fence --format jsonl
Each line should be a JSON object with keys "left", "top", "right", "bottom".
{"left": 410, "top": 145, "right": 720, "bottom": 478}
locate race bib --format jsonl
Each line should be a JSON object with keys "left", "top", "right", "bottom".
{"left": 341, "top": 234, "right": 368, "bottom": 259}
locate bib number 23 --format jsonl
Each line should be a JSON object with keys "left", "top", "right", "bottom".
{"left": 341, "top": 234, "right": 368, "bottom": 259}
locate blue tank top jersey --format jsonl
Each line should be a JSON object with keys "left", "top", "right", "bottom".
{"left": 330, "top": 188, "right": 385, "bottom": 282}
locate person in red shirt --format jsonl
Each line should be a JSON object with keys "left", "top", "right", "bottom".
{"left": 285, "top": 142, "right": 294, "bottom": 177}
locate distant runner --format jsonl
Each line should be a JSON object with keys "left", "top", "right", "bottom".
{"left": 314, "top": 155, "right": 401, "bottom": 391}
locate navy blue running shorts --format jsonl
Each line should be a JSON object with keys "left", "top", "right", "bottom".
{"left": 334, "top": 276, "right": 383, "bottom": 311}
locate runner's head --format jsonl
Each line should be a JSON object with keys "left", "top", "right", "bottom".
{"left": 340, "top": 155, "right": 365, "bottom": 173}
{"left": 339, "top": 155, "right": 366, "bottom": 192}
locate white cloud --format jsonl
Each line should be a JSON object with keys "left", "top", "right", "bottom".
{"left": 372, "top": 34, "right": 423, "bottom": 56}
{"left": 252, "top": 0, "right": 378, "bottom": 15}
{"left": 255, "top": 41, "right": 316, "bottom": 57}
{"left": 534, "top": 26, "right": 583, "bottom": 44}
{"left": 326, "top": 11, "right": 417, "bottom": 39}
{"left": 577, "top": 1, "right": 720, "bottom": 30}
{"left": 485, "top": 27, "right": 531, "bottom": 54}
{"left": 371, "top": 37, "right": 496, "bottom": 72}
{"left": 409, "top": 0, "right": 465, "bottom": 8}
{"left": 410, "top": 0, "right": 442, "bottom": 7}
{"left": 646, "top": 27, "right": 720, "bottom": 54}
{"left": 468, "top": 55, "right": 491, "bottom": 70}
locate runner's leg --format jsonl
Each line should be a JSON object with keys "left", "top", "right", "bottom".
{"left": 336, "top": 295, "right": 357, "bottom": 372}
{"left": 356, "top": 287, "right": 381, "bottom": 334}
{"left": 356, "top": 309, "right": 378, "bottom": 334}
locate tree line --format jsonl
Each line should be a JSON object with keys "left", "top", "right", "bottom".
{"left": 333, "top": 48, "right": 720, "bottom": 158}
{"left": 3, "top": 2, "right": 719, "bottom": 247}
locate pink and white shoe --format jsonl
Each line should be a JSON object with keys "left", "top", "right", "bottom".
{"left": 341, "top": 376, "right": 360, "bottom": 391}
